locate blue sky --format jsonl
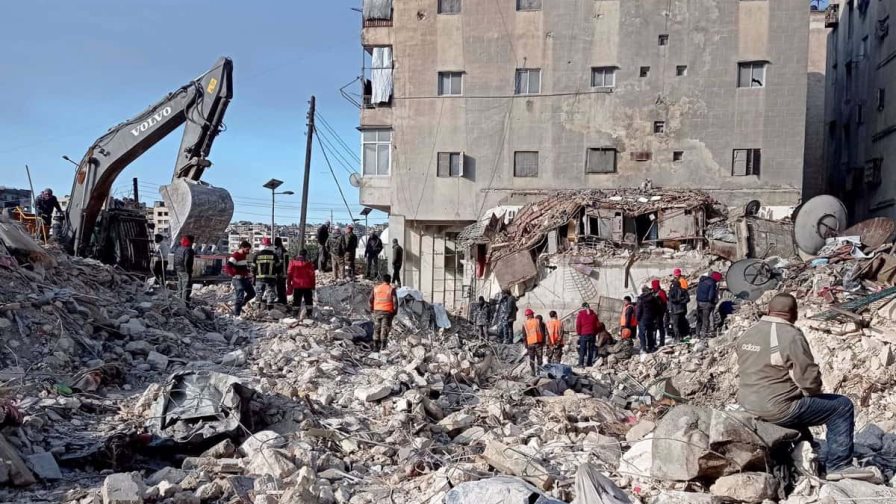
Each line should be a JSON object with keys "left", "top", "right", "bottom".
{"left": 0, "top": 1, "right": 381, "bottom": 225}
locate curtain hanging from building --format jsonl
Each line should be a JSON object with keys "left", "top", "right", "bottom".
{"left": 363, "top": 0, "right": 392, "bottom": 20}
{"left": 371, "top": 47, "right": 393, "bottom": 104}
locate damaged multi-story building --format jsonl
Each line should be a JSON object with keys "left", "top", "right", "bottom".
{"left": 356, "top": 0, "right": 814, "bottom": 308}
{"left": 823, "top": 0, "right": 896, "bottom": 220}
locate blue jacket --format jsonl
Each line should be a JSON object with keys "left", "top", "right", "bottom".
{"left": 696, "top": 276, "right": 718, "bottom": 303}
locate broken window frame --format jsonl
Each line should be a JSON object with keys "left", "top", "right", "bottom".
{"left": 585, "top": 148, "right": 617, "bottom": 174}
{"left": 676, "top": 65, "right": 688, "bottom": 76}
{"left": 732, "top": 148, "right": 761, "bottom": 177}
{"left": 590, "top": 67, "right": 617, "bottom": 89}
{"left": 737, "top": 61, "right": 767, "bottom": 88}
{"left": 516, "top": 0, "right": 542, "bottom": 11}
{"left": 640, "top": 66, "right": 650, "bottom": 78}
{"left": 658, "top": 34, "right": 669, "bottom": 46}
{"left": 514, "top": 68, "right": 541, "bottom": 95}
{"left": 438, "top": 0, "right": 461, "bottom": 15}
{"left": 673, "top": 151, "right": 684, "bottom": 162}
{"left": 513, "top": 151, "right": 539, "bottom": 177}
{"left": 653, "top": 121, "right": 666, "bottom": 134}
{"left": 362, "top": 129, "right": 392, "bottom": 176}
{"left": 437, "top": 152, "right": 464, "bottom": 177}
{"left": 438, "top": 71, "right": 464, "bottom": 96}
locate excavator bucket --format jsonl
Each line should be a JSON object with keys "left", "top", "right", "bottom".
{"left": 160, "top": 178, "right": 234, "bottom": 245}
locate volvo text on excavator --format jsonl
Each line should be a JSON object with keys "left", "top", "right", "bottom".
{"left": 61, "top": 57, "right": 235, "bottom": 271}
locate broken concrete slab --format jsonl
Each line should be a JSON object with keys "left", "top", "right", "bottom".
{"left": 709, "top": 472, "right": 778, "bottom": 503}
{"left": 145, "top": 466, "right": 188, "bottom": 486}
{"left": 0, "top": 434, "right": 36, "bottom": 486}
{"left": 245, "top": 448, "right": 297, "bottom": 479}
{"left": 201, "top": 439, "right": 236, "bottom": 459}
{"left": 435, "top": 411, "right": 475, "bottom": 436}
{"left": 619, "top": 437, "right": 652, "bottom": 478}
{"left": 240, "top": 430, "right": 287, "bottom": 458}
{"left": 444, "top": 476, "right": 564, "bottom": 504}
{"left": 650, "top": 491, "right": 720, "bottom": 504}
{"left": 146, "top": 350, "right": 169, "bottom": 371}
{"left": 625, "top": 420, "right": 655, "bottom": 442}
{"left": 819, "top": 478, "right": 896, "bottom": 500}
{"left": 482, "top": 440, "right": 554, "bottom": 491}
{"left": 354, "top": 384, "right": 392, "bottom": 402}
{"left": 25, "top": 452, "right": 62, "bottom": 481}
{"left": 453, "top": 426, "right": 487, "bottom": 445}
{"left": 101, "top": 472, "right": 146, "bottom": 504}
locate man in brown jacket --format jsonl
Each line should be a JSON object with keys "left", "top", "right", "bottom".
{"left": 736, "top": 294, "right": 869, "bottom": 481}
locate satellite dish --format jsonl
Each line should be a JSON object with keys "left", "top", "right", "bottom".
{"left": 793, "top": 195, "right": 848, "bottom": 255}
{"left": 349, "top": 173, "right": 362, "bottom": 188}
{"left": 726, "top": 259, "right": 779, "bottom": 301}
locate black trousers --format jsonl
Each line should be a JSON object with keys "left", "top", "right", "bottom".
{"left": 392, "top": 265, "right": 402, "bottom": 286}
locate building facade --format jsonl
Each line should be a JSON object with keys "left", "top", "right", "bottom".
{"left": 358, "top": 0, "right": 812, "bottom": 307}
{"left": 824, "top": 0, "right": 895, "bottom": 220}
{"left": 0, "top": 187, "right": 32, "bottom": 212}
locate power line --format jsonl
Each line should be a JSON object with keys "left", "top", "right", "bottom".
{"left": 314, "top": 127, "right": 357, "bottom": 175}
{"left": 315, "top": 109, "right": 360, "bottom": 163}
{"left": 313, "top": 128, "right": 356, "bottom": 223}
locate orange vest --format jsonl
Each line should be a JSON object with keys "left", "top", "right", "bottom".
{"left": 546, "top": 319, "right": 563, "bottom": 345}
{"left": 678, "top": 277, "right": 689, "bottom": 289}
{"left": 373, "top": 284, "right": 395, "bottom": 312}
{"left": 620, "top": 305, "right": 636, "bottom": 328}
{"left": 524, "top": 318, "right": 545, "bottom": 345}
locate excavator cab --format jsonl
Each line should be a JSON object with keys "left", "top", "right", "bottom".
{"left": 61, "top": 57, "right": 235, "bottom": 270}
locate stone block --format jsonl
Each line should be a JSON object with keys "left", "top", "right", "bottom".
{"left": 101, "top": 472, "right": 146, "bottom": 504}
{"left": 710, "top": 472, "right": 779, "bottom": 503}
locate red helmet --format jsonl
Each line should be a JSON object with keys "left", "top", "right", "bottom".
{"left": 711, "top": 271, "right": 723, "bottom": 282}
{"left": 673, "top": 268, "right": 682, "bottom": 276}
{"left": 524, "top": 308, "right": 535, "bottom": 317}
{"left": 261, "top": 237, "right": 272, "bottom": 246}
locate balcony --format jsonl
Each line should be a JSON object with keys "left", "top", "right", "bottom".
{"left": 825, "top": 4, "right": 840, "bottom": 28}
{"left": 363, "top": 18, "right": 392, "bottom": 28}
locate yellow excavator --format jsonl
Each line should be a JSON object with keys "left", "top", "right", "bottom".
{"left": 61, "top": 57, "right": 235, "bottom": 270}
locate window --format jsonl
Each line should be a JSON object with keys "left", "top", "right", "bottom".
{"left": 738, "top": 62, "right": 766, "bottom": 88}
{"left": 438, "top": 0, "right": 461, "bottom": 14}
{"left": 879, "top": 88, "right": 886, "bottom": 111}
{"left": 653, "top": 121, "right": 666, "bottom": 134}
{"left": 516, "top": 0, "right": 541, "bottom": 11}
{"left": 438, "top": 71, "right": 463, "bottom": 96}
{"left": 732, "top": 149, "right": 761, "bottom": 177}
{"left": 591, "top": 67, "right": 616, "bottom": 88}
{"left": 658, "top": 34, "right": 669, "bottom": 46}
{"left": 362, "top": 129, "right": 392, "bottom": 176}
{"left": 586, "top": 148, "right": 617, "bottom": 174}
{"left": 640, "top": 66, "right": 650, "bottom": 78}
{"left": 515, "top": 68, "right": 541, "bottom": 95}
{"left": 513, "top": 151, "right": 539, "bottom": 177}
{"left": 673, "top": 151, "right": 684, "bottom": 162}
{"left": 676, "top": 65, "right": 688, "bottom": 76}
{"left": 437, "top": 152, "right": 464, "bottom": 177}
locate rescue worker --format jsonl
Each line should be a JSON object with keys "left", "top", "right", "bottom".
{"left": 365, "top": 231, "right": 383, "bottom": 280}
{"left": 391, "top": 239, "right": 403, "bottom": 287}
{"left": 545, "top": 310, "right": 564, "bottom": 364}
{"left": 343, "top": 225, "right": 359, "bottom": 278}
{"left": 522, "top": 309, "right": 545, "bottom": 376}
{"left": 696, "top": 272, "right": 721, "bottom": 338}
{"left": 286, "top": 249, "right": 316, "bottom": 318}
{"left": 35, "top": 188, "right": 63, "bottom": 229}
{"left": 173, "top": 235, "right": 195, "bottom": 303}
{"left": 150, "top": 234, "right": 170, "bottom": 288}
{"left": 668, "top": 275, "right": 691, "bottom": 341}
{"left": 316, "top": 221, "right": 331, "bottom": 271}
{"left": 497, "top": 290, "right": 518, "bottom": 344}
{"left": 369, "top": 274, "right": 399, "bottom": 351}
{"left": 673, "top": 268, "right": 689, "bottom": 289}
{"left": 636, "top": 286, "right": 660, "bottom": 353}
{"left": 576, "top": 302, "right": 600, "bottom": 367}
{"left": 226, "top": 240, "right": 256, "bottom": 317}
{"left": 274, "top": 237, "right": 289, "bottom": 304}
{"left": 253, "top": 237, "right": 280, "bottom": 310}
{"left": 737, "top": 294, "right": 870, "bottom": 481}
{"left": 328, "top": 228, "right": 345, "bottom": 280}
{"left": 473, "top": 296, "right": 491, "bottom": 340}
{"left": 620, "top": 296, "right": 638, "bottom": 342}
{"left": 651, "top": 279, "right": 669, "bottom": 347}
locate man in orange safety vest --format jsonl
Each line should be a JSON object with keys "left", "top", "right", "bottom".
{"left": 523, "top": 308, "right": 545, "bottom": 375}
{"left": 368, "top": 274, "right": 399, "bottom": 351}
{"left": 545, "top": 310, "right": 564, "bottom": 364}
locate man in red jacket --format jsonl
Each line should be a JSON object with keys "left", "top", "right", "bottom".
{"left": 576, "top": 302, "right": 601, "bottom": 367}
{"left": 651, "top": 279, "right": 669, "bottom": 347}
{"left": 286, "top": 249, "right": 316, "bottom": 318}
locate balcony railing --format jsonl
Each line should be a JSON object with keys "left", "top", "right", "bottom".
{"left": 825, "top": 4, "right": 840, "bottom": 28}
{"left": 363, "top": 18, "right": 393, "bottom": 28}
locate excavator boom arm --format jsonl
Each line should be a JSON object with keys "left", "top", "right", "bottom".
{"left": 62, "top": 57, "right": 233, "bottom": 255}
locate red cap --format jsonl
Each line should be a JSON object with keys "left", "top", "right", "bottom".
{"left": 711, "top": 271, "right": 723, "bottom": 282}
{"left": 525, "top": 308, "right": 534, "bottom": 317}
{"left": 261, "top": 237, "right": 272, "bottom": 246}
{"left": 180, "top": 236, "right": 191, "bottom": 247}
{"left": 651, "top": 279, "right": 660, "bottom": 289}
{"left": 673, "top": 268, "right": 682, "bottom": 276}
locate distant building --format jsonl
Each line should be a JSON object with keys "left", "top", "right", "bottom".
{"left": 151, "top": 201, "right": 171, "bottom": 237}
{"left": 824, "top": 0, "right": 896, "bottom": 219}
{"left": 0, "top": 187, "right": 32, "bottom": 213}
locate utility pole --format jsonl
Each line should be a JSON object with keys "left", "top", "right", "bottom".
{"left": 132, "top": 177, "right": 139, "bottom": 204}
{"left": 298, "top": 96, "right": 316, "bottom": 251}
